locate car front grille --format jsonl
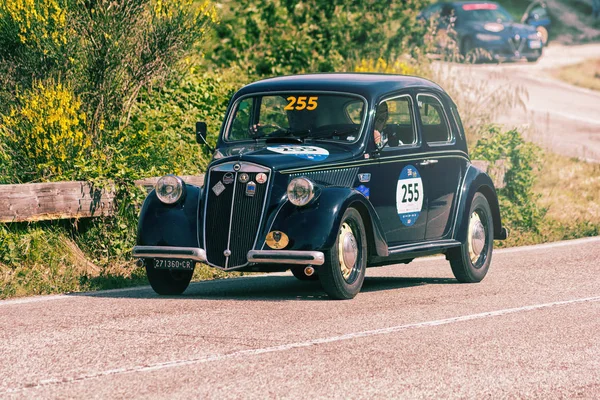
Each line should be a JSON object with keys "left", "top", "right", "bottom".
{"left": 204, "top": 162, "right": 270, "bottom": 269}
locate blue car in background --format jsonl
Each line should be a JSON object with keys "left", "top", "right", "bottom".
{"left": 420, "top": 1, "right": 549, "bottom": 63}
{"left": 521, "top": 1, "right": 551, "bottom": 45}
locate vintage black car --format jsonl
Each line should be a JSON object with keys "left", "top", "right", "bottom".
{"left": 133, "top": 74, "right": 508, "bottom": 300}
{"left": 420, "top": 1, "right": 545, "bottom": 62}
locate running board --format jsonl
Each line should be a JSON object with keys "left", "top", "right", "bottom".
{"left": 388, "top": 239, "right": 461, "bottom": 255}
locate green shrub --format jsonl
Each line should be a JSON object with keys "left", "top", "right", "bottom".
{"left": 472, "top": 126, "right": 545, "bottom": 232}
{"left": 210, "top": 0, "right": 427, "bottom": 76}
{"left": 121, "top": 63, "right": 249, "bottom": 176}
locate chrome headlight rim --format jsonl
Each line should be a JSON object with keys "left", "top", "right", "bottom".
{"left": 287, "top": 177, "right": 316, "bottom": 207}
{"left": 155, "top": 174, "right": 186, "bottom": 205}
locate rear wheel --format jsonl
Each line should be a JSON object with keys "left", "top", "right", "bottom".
{"left": 319, "top": 208, "right": 367, "bottom": 300}
{"left": 146, "top": 261, "right": 194, "bottom": 295}
{"left": 537, "top": 26, "right": 549, "bottom": 45}
{"left": 448, "top": 193, "right": 493, "bottom": 283}
{"left": 291, "top": 266, "right": 319, "bottom": 281}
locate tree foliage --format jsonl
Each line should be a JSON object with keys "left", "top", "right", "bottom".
{"left": 0, "top": 0, "right": 217, "bottom": 182}
{"left": 209, "top": 0, "right": 427, "bottom": 76}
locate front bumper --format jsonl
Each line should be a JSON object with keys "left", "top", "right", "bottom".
{"left": 133, "top": 246, "right": 324, "bottom": 267}
{"left": 473, "top": 37, "right": 542, "bottom": 60}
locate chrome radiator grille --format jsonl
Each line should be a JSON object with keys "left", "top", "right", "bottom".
{"left": 203, "top": 162, "right": 270, "bottom": 269}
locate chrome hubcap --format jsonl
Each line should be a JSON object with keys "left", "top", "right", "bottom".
{"left": 468, "top": 212, "right": 486, "bottom": 263}
{"left": 338, "top": 222, "right": 358, "bottom": 281}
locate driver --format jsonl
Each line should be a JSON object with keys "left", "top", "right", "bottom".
{"left": 374, "top": 101, "right": 403, "bottom": 148}
{"left": 373, "top": 102, "right": 389, "bottom": 147}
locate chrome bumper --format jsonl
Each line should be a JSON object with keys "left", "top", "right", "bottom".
{"left": 247, "top": 250, "right": 325, "bottom": 266}
{"left": 133, "top": 246, "right": 325, "bottom": 267}
{"left": 132, "top": 246, "right": 207, "bottom": 262}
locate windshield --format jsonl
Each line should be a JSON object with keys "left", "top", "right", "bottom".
{"left": 460, "top": 4, "right": 513, "bottom": 22}
{"left": 225, "top": 93, "right": 366, "bottom": 144}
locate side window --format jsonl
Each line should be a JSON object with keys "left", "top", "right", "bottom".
{"left": 450, "top": 106, "right": 464, "bottom": 139}
{"left": 531, "top": 6, "right": 548, "bottom": 19}
{"left": 417, "top": 94, "right": 452, "bottom": 144}
{"left": 377, "top": 96, "right": 416, "bottom": 149}
{"left": 259, "top": 96, "right": 290, "bottom": 130}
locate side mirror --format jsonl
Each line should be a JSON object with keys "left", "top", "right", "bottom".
{"left": 196, "top": 121, "right": 207, "bottom": 145}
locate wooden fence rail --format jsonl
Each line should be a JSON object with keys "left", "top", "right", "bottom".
{"left": 0, "top": 175, "right": 204, "bottom": 223}
{"left": 0, "top": 161, "right": 503, "bottom": 223}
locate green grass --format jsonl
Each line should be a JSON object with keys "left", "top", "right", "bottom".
{"left": 552, "top": 59, "right": 600, "bottom": 91}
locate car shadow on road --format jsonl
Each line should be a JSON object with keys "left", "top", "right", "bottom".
{"left": 71, "top": 275, "right": 459, "bottom": 301}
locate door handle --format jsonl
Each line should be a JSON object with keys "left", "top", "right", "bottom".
{"left": 418, "top": 159, "right": 438, "bottom": 166}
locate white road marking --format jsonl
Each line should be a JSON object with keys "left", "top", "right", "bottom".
{"left": 1, "top": 236, "right": 599, "bottom": 307}
{"left": 528, "top": 107, "right": 600, "bottom": 126}
{"left": 3, "top": 295, "right": 600, "bottom": 394}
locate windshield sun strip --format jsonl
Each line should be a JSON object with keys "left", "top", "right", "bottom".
{"left": 222, "top": 91, "right": 369, "bottom": 145}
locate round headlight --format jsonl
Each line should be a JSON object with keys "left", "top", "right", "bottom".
{"left": 287, "top": 177, "right": 315, "bottom": 207}
{"left": 155, "top": 175, "right": 185, "bottom": 204}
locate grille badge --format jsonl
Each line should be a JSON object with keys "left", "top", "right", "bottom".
{"left": 222, "top": 173, "right": 234, "bottom": 185}
{"left": 233, "top": 163, "right": 241, "bottom": 171}
{"left": 224, "top": 249, "right": 231, "bottom": 257}
{"left": 246, "top": 181, "right": 256, "bottom": 197}
{"left": 238, "top": 173, "right": 249, "bottom": 183}
{"left": 212, "top": 181, "right": 225, "bottom": 196}
{"left": 256, "top": 173, "right": 267, "bottom": 184}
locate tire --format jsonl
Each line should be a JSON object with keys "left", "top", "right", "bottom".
{"left": 319, "top": 207, "right": 367, "bottom": 300}
{"left": 291, "top": 266, "right": 319, "bottom": 281}
{"left": 460, "top": 37, "right": 478, "bottom": 64}
{"left": 536, "top": 26, "right": 549, "bottom": 45}
{"left": 526, "top": 57, "right": 539, "bottom": 63}
{"left": 448, "top": 193, "right": 493, "bottom": 283}
{"left": 146, "top": 261, "right": 194, "bottom": 295}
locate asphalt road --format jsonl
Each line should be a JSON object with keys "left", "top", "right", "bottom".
{"left": 1, "top": 237, "right": 599, "bottom": 399}
{"left": 449, "top": 43, "right": 600, "bottom": 162}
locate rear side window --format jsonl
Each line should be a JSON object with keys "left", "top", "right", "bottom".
{"left": 417, "top": 94, "right": 452, "bottom": 144}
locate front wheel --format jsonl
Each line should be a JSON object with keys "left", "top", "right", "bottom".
{"left": 448, "top": 193, "right": 494, "bottom": 283}
{"left": 319, "top": 208, "right": 367, "bottom": 300}
{"left": 146, "top": 261, "right": 194, "bottom": 295}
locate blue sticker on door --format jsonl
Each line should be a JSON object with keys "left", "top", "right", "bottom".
{"left": 396, "top": 165, "right": 423, "bottom": 226}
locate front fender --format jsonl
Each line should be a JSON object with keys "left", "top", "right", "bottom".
{"left": 265, "top": 187, "right": 388, "bottom": 256}
{"left": 136, "top": 184, "right": 202, "bottom": 247}
{"left": 454, "top": 165, "right": 505, "bottom": 243}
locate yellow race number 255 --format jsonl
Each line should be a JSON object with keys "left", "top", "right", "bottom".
{"left": 284, "top": 96, "right": 318, "bottom": 111}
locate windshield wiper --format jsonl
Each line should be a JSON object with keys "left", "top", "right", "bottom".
{"left": 251, "top": 128, "right": 311, "bottom": 143}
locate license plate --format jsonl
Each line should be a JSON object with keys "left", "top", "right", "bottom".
{"left": 153, "top": 258, "right": 195, "bottom": 270}
{"left": 529, "top": 40, "right": 542, "bottom": 49}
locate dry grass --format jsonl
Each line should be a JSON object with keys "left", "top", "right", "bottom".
{"left": 536, "top": 152, "right": 600, "bottom": 224}
{"left": 552, "top": 59, "right": 600, "bottom": 91}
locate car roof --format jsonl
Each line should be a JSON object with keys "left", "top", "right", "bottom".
{"left": 234, "top": 73, "right": 446, "bottom": 101}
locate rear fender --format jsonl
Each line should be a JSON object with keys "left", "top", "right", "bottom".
{"left": 136, "top": 184, "right": 202, "bottom": 247}
{"left": 454, "top": 165, "right": 505, "bottom": 242}
{"left": 265, "top": 187, "right": 388, "bottom": 256}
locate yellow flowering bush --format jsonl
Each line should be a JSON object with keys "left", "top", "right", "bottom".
{"left": 154, "top": 0, "right": 219, "bottom": 24}
{"left": 354, "top": 58, "right": 417, "bottom": 75}
{"left": 0, "top": 0, "right": 68, "bottom": 48}
{"left": 1, "top": 81, "right": 90, "bottom": 180}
